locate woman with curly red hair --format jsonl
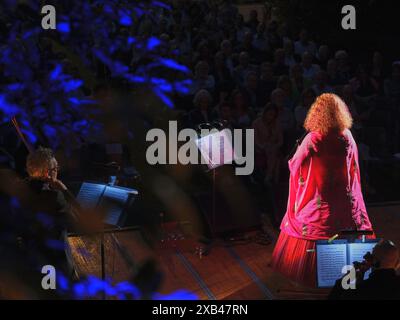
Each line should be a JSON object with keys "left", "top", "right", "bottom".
{"left": 271, "top": 93, "right": 374, "bottom": 287}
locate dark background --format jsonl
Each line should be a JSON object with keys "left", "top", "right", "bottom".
{"left": 253, "top": 0, "right": 400, "bottom": 63}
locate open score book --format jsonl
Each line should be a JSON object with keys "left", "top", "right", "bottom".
{"left": 316, "top": 239, "right": 379, "bottom": 288}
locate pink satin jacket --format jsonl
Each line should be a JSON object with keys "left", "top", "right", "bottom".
{"left": 280, "top": 129, "right": 373, "bottom": 240}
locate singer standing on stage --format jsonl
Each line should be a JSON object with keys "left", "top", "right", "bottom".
{"left": 271, "top": 93, "right": 374, "bottom": 287}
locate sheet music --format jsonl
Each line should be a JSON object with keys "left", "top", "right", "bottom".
{"left": 77, "top": 182, "right": 137, "bottom": 226}
{"left": 348, "top": 242, "right": 378, "bottom": 280}
{"left": 100, "top": 186, "right": 131, "bottom": 225}
{"left": 195, "top": 129, "right": 235, "bottom": 169}
{"left": 316, "top": 243, "right": 348, "bottom": 287}
{"left": 76, "top": 182, "right": 105, "bottom": 208}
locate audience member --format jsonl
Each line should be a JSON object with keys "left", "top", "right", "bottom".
{"left": 253, "top": 103, "right": 283, "bottom": 184}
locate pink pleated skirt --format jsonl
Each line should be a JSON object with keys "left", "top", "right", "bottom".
{"left": 271, "top": 232, "right": 317, "bottom": 288}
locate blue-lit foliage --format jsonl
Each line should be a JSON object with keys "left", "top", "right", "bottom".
{"left": 0, "top": 0, "right": 191, "bottom": 149}
{"left": 55, "top": 272, "right": 197, "bottom": 300}
{"left": 1, "top": 191, "right": 197, "bottom": 300}
{"left": 0, "top": 0, "right": 193, "bottom": 300}
{"left": 153, "top": 290, "right": 198, "bottom": 300}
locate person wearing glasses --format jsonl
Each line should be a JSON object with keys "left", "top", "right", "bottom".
{"left": 26, "top": 147, "right": 75, "bottom": 213}
{"left": 23, "top": 147, "right": 78, "bottom": 277}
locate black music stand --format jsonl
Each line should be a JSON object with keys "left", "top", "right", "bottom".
{"left": 194, "top": 127, "right": 238, "bottom": 242}
{"left": 68, "top": 226, "right": 141, "bottom": 299}
{"left": 75, "top": 182, "right": 138, "bottom": 299}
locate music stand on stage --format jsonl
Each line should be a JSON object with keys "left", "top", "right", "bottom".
{"left": 74, "top": 182, "right": 138, "bottom": 299}
{"left": 194, "top": 126, "right": 240, "bottom": 241}
{"left": 316, "top": 230, "right": 378, "bottom": 288}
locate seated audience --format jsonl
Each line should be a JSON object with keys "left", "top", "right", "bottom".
{"left": 186, "top": 89, "right": 216, "bottom": 129}
{"left": 252, "top": 103, "right": 283, "bottom": 184}
{"left": 290, "top": 64, "right": 312, "bottom": 99}
{"left": 243, "top": 71, "right": 264, "bottom": 110}
{"left": 270, "top": 88, "right": 295, "bottom": 137}
{"left": 294, "top": 29, "right": 317, "bottom": 57}
{"left": 212, "top": 51, "right": 235, "bottom": 94}
{"left": 326, "top": 58, "right": 342, "bottom": 88}
{"left": 334, "top": 50, "right": 352, "bottom": 85}
{"left": 220, "top": 39, "right": 235, "bottom": 74}
{"left": 273, "top": 48, "right": 289, "bottom": 78}
{"left": 283, "top": 40, "right": 298, "bottom": 68}
{"left": 384, "top": 62, "right": 400, "bottom": 105}
{"left": 253, "top": 22, "right": 269, "bottom": 54}
{"left": 301, "top": 51, "right": 320, "bottom": 81}
{"left": 349, "top": 65, "right": 379, "bottom": 98}
{"left": 312, "top": 70, "right": 335, "bottom": 95}
{"left": 294, "top": 88, "right": 317, "bottom": 131}
{"left": 190, "top": 60, "right": 216, "bottom": 95}
{"left": 233, "top": 51, "right": 257, "bottom": 85}
{"left": 370, "top": 51, "right": 388, "bottom": 94}
{"left": 258, "top": 62, "right": 277, "bottom": 104}
{"left": 231, "top": 89, "right": 254, "bottom": 129}
{"left": 315, "top": 44, "right": 330, "bottom": 70}
{"left": 277, "top": 75, "right": 298, "bottom": 110}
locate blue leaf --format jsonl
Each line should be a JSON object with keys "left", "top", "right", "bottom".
{"left": 127, "top": 36, "right": 136, "bottom": 45}
{"left": 151, "top": 1, "right": 171, "bottom": 10}
{"left": 57, "top": 22, "right": 71, "bottom": 34}
{"left": 147, "top": 37, "right": 161, "bottom": 50}
{"left": 43, "top": 124, "right": 57, "bottom": 139}
{"left": 154, "top": 89, "right": 174, "bottom": 108}
{"left": 158, "top": 58, "right": 189, "bottom": 73}
{"left": 20, "top": 128, "right": 37, "bottom": 144}
{"left": 49, "top": 65, "right": 63, "bottom": 81}
{"left": 153, "top": 290, "right": 198, "bottom": 300}
{"left": 0, "top": 94, "right": 19, "bottom": 118}
{"left": 119, "top": 10, "right": 132, "bottom": 26}
{"left": 63, "top": 79, "right": 83, "bottom": 92}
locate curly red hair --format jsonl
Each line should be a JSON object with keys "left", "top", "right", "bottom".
{"left": 304, "top": 93, "right": 353, "bottom": 135}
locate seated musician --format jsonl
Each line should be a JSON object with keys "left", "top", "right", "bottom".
{"left": 24, "top": 147, "right": 79, "bottom": 276}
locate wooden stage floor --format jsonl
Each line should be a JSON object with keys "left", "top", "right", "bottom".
{"left": 67, "top": 204, "right": 400, "bottom": 300}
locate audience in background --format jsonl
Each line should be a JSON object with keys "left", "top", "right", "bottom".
{"left": 186, "top": 89, "right": 216, "bottom": 129}
{"left": 151, "top": 2, "right": 400, "bottom": 192}
{"left": 253, "top": 103, "right": 283, "bottom": 184}
{"left": 294, "top": 88, "right": 316, "bottom": 133}
{"left": 2, "top": 0, "right": 400, "bottom": 231}
{"left": 301, "top": 51, "right": 320, "bottom": 81}
{"left": 294, "top": 29, "right": 317, "bottom": 57}
{"left": 231, "top": 89, "right": 254, "bottom": 129}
